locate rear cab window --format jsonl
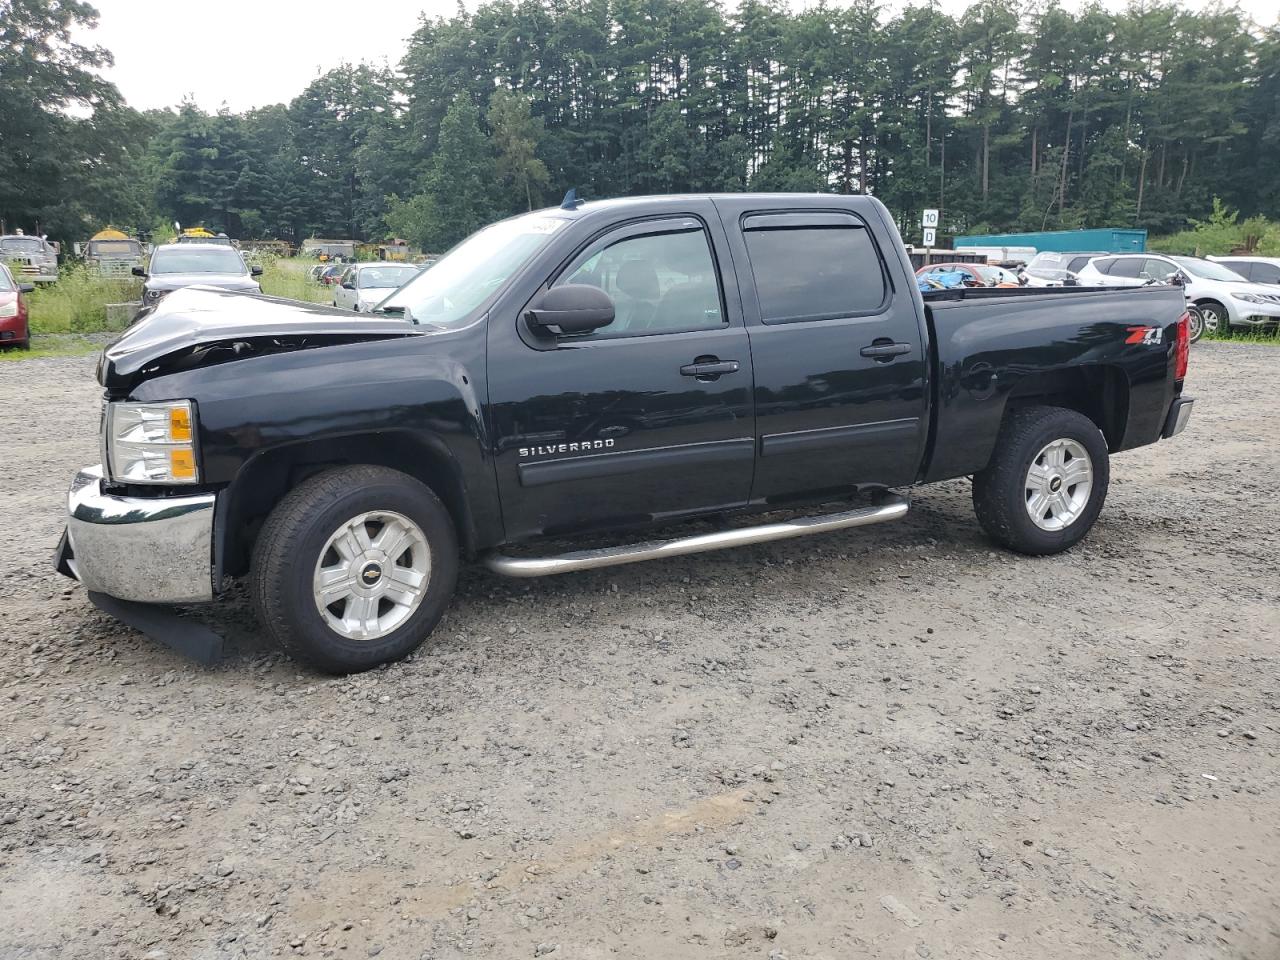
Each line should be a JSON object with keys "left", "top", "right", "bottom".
{"left": 739, "top": 212, "right": 888, "bottom": 323}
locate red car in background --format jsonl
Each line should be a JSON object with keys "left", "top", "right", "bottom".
{"left": 0, "top": 263, "right": 34, "bottom": 349}
{"left": 916, "top": 262, "right": 1023, "bottom": 288}
{"left": 319, "top": 264, "right": 346, "bottom": 285}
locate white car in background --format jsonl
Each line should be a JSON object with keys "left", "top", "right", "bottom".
{"left": 1209, "top": 255, "right": 1280, "bottom": 287}
{"left": 1076, "top": 253, "right": 1280, "bottom": 334}
{"left": 332, "top": 262, "right": 420, "bottom": 312}
{"left": 1020, "top": 251, "right": 1108, "bottom": 287}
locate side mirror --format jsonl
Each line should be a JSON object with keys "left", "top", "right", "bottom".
{"left": 526, "top": 284, "right": 615, "bottom": 335}
{"left": 341, "top": 281, "right": 355, "bottom": 290}
{"left": 131, "top": 266, "right": 146, "bottom": 277}
{"left": 250, "top": 265, "right": 263, "bottom": 277}
{"left": 19, "top": 283, "right": 35, "bottom": 294}
{"left": 1018, "top": 274, "right": 1029, "bottom": 286}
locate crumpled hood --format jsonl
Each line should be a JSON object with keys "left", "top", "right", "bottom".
{"left": 99, "top": 286, "right": 419, "bottom": 391}
{"left": 145, "top": 273, "right": 261, "bottom": 293}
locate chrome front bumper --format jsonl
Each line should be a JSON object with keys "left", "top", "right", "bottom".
{"left": 59, "top": 465, "right": 217, "bottom": 604}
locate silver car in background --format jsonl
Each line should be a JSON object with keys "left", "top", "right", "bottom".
{"left": 331, "top": 262, "right": 420, "bottom": 312}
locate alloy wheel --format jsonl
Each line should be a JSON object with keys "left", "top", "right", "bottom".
{"left": 312, "top": 510, "right": 431, "bottom": 640}
{"left": 1024, "top": 438, "right": 1094, "bottom": 531}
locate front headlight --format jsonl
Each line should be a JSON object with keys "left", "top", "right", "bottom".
{"left": 1231, "top": 292, "right": 1268, "bottom": 304}
{"left": 106, "top": 400, "right": 199, "bottom": 485}
{"left": 0, "top": 301, "right": 17, "bottom": 318}
{"left": 145, "top": 289, "right": 165, "bottom": 301}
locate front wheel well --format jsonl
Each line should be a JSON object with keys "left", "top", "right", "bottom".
{"left": 1001, "top": 366, "right": 1129, "bottom": 451}
{"left": 217, "top": 433, "right": 475, "bottom": 579}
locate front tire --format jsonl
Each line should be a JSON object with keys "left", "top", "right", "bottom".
{"left": 251, "top": 465, "right": 458, "bottom": 673}
{"left": 972, "top": 405, "right": 1110, "bottom": 556}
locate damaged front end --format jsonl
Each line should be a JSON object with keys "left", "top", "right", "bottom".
{"left": 57, "top": 287, "right": 425, "bottom": 664}
{"left": 99, "top": 286, "right": 421, "bottom": 391}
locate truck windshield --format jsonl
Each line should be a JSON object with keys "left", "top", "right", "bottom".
{"left": 150, "top": 249, "right": 247, "bottom": 275}
{"left": 90, "top": 241, "right": 140, "bottom": 256}
{"left": 374, "top": 212, "right": 568, "bottom": 326}
{"left": 1172, "top": 257, "right": 1247, "bottom": 282}
{"left": 1, "top": 238, "right": 44, "bottom": 254}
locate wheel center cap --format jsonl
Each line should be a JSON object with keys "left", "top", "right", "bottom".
{"left": 359, "top": 562, "right": 383, "bottom": 586}
{"left": 1049, "top": 476, "right": 1063, "bottom": 492}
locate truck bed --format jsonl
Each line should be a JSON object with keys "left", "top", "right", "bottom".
{"left": 920, "top": 283, "right": 1188, "bottom": 483}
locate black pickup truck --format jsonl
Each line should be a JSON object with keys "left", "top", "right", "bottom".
{"left": 56, "top": 194, "right": 1193, "bottom": 672}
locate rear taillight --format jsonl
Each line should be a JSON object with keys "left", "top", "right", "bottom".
{"left": 1174, "top": 311, "right": 1190, "bottom": 381}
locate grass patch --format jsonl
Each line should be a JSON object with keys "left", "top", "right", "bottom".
{"left": 259, "top": 257, "right": 332, "bottom": 304}
{"left": 26, "top": 265, "right": 140, "bottom": 334}
{"left": 0, "top": 339, "right": 104, "bottom": 361}
{"left": 1203, "top": 328, "right": 1280, "bottom": 345}
{"left": 18, "top": 256, "right": 332, "bottom": 338}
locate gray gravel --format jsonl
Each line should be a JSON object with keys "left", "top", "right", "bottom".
{"left": 1, "top": 343, "right": 1277, "bottom": 959}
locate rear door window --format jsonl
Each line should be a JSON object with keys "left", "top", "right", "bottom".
{"left": 742, "top": 214, "right": 887, "bottom": 323}
{"left": 1108, "top": 258, "right": 1144, "bottom": 278}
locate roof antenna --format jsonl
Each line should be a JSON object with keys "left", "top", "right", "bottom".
{"left": 560, "top": 188, "right": 584, "bottom": 210}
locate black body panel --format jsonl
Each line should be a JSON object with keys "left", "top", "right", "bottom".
{"left": 98, "top": 193, "right": 1188, "bottom": 565}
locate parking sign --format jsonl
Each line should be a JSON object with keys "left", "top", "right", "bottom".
{"left": 921, "top": 209, "right": 940, "bottom": 229}
{"left": 922, "top": 227, "right": 937, "bottom": 246}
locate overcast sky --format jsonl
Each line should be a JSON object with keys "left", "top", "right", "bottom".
{"left": 79, "top": 0, "right": 1277, "bottom": 114}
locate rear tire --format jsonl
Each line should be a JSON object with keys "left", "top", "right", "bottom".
{"left": 251, "top": 465, "right": 458, "bottom": 673}
{"left": 1199, "top": 300, "right": 1228, "bottom": 337}
{"left": 1186, "top": 305, "right": 1205, "bottom": 344}
{"left": 972, "top": 405, "right": 1110, "bottom": 556}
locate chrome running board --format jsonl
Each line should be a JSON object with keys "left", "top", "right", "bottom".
{"left": 483, "top": 493, "right": 909, "bottom": 578}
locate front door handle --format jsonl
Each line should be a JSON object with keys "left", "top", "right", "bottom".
{"left": 680, "top": 358, "right": 740, "bottom": 379}
{"left": 860, "top": 340, "right": 913, "bottom": 361}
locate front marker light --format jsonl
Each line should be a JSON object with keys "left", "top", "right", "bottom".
{"left": 107, "top": 400, "right": 199, "bottom": 484}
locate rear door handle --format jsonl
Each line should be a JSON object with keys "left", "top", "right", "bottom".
{"left": 680, "top": 359, "right": 740, "bottom": 379}
{"left": 860, "top": 341, "right": 913, "bottom": 360}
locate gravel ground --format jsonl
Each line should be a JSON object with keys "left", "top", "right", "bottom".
{"left": 1, "top": 343, "right": 1276, "bottom": 960}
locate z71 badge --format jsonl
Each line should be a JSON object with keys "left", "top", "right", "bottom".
{"left": 1125, "top": 326, "right": 1163, "bottom": 345}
